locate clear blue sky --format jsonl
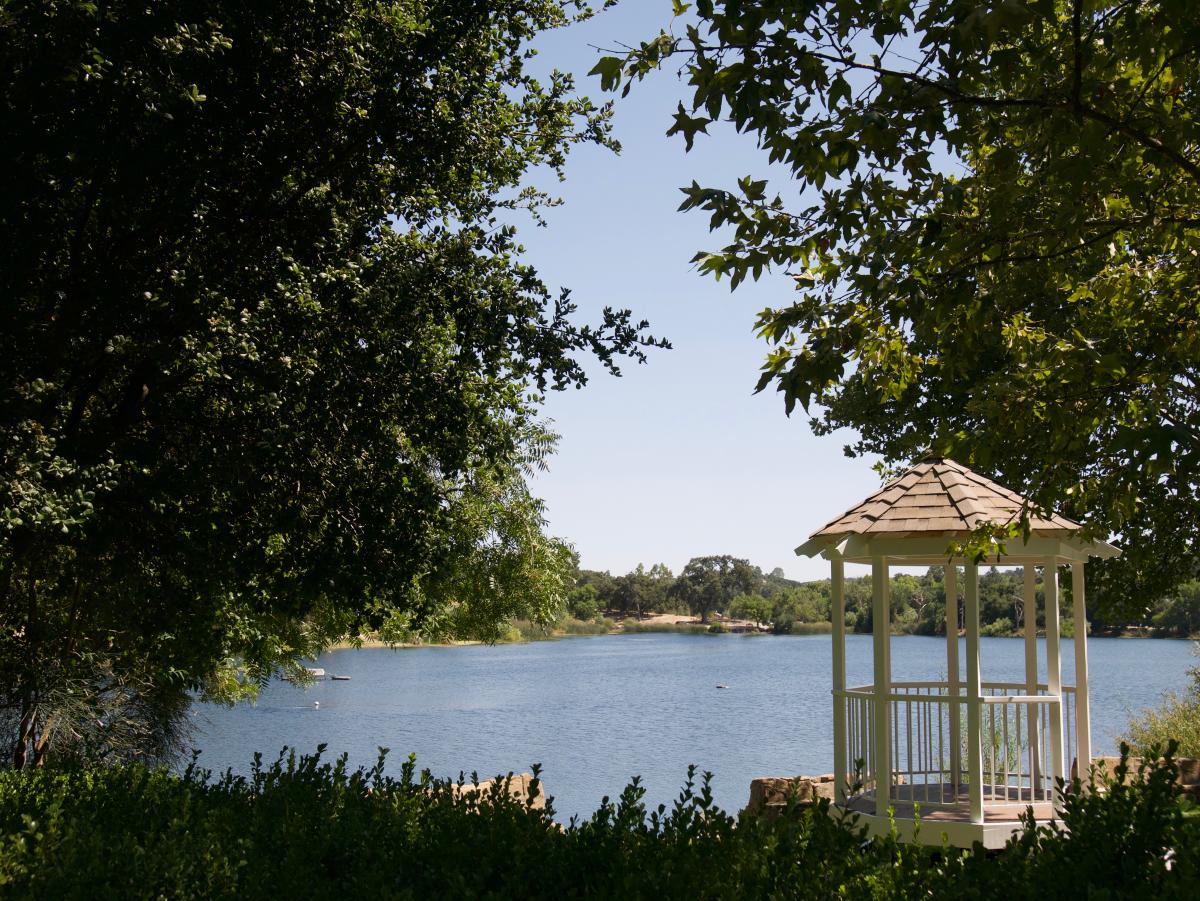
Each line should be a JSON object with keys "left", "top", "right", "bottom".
{"left": 517, "top": 3, "right": 882, "bottom": 581}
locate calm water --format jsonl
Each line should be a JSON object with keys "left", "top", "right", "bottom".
{"left": 191, "top": 634, "right": 1195, "bottom": 821}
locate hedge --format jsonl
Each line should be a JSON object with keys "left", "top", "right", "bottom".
{"left": 1, "top": 745, "right": 1197, "bottom": 899}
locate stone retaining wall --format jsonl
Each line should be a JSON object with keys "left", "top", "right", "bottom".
{"left": 450, "top": 773, "right": 545, "bottom": 810}
{"left": 744, "top": 774, "right": 839, "bottom": 818}
{"left": 1075, "top": 756, "right": 1200, "bottom": 800}
{"left": 747, "top": 758, "right": 1200, "bottom": 819}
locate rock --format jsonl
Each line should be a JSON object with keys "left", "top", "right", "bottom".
{"left": 813, "top": 781, "right": 837, "bottom": 801}
{"left": 745, "top": 776, "right": 842, "bottom": 819}
{"left": 1176, "top": 757, "right": 1200, "bottom": 785}
{"left": 1074, "top": 756, "right": 1200, "bottom": 794}
{"left": 451, "top": 772, "right": 545, "bottom": 810}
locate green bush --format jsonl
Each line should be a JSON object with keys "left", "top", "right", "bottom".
{"left": 981, "top": 617, "right": 1016, "bottom": 637}
{"left": 1124, "top": 693, "right": 1200, "bottom": 758}
{"left": 1124, "top": 650, "right": 1200, "bottom": 757}
{"left": 557, "top": 617, "right": 613, "bottom": 636}
{"left": 1118, "top": 643, "right": 1200, "bottom": 758}
{"left": 1, "top": 747, "right": 1198, "bottom": 899}
{"left": 566, "top": 584, "right": 601, "bottom": 622}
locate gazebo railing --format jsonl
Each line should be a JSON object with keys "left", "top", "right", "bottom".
{"left": 840, "top": 681, "right": 1076, "bottom": 810}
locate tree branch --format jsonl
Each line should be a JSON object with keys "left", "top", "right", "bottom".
{"left": 746, "top": 43, "right": 1200, "bottom": 186}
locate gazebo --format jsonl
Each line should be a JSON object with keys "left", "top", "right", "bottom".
{"left": 796, "top": 458, "right": 1120, "bottom": 848}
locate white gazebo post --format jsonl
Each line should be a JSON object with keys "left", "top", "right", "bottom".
{"left": 944, "top": 564, "right": 960, "bottom": 793}
{"left": 1044, "top": 561, "right": 1065, "bottom": 785}
{"left": 1023, "top": 565, "right": 1040, "bottom": 790}
{"left": 1072, "top": 562, "right": 1091, "bottom": 780}
{"left": 872, "top": 556, "right": 891, "bottom": 819}
{"left": 831, "top": 553, "right": 848, "bottom": 802}
{"left": 963, "top": 561, "right": 984, "bottom": 824}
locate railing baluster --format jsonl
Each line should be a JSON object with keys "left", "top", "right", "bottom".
{"left": 1040, "top": 702, "right": 1049, "bottom": 799}
{"left": 984, "top": 705, "right": 993, "bottom": 801}
{"left": 865, "top": 695, "right": 873, "bottom": 790}
{"left": 926, "top": 687, "right": 933, "bottom": 803}
{"left": 906, "top": 697, "right": 913, "bottom": 801}
{"left": 893, "top": 697, "right": 900, "bottom": 801}
{"left": 1068, "top": 690, "right": 1076, "bottom": 784}
{"left": 922, "top": 688, "right": 929, "bottom": 805}
{"left": 845, "top": 695, "right": 852, "bottom": 796}
{"left": 927, "top": 688, "right": 934, "bottom": 803}
{"left": 854, "top": 695, "right": 864, "bottom": 791}
{"left": 859, "top": 696, "right": 865, "bottom": 792}
{"left": 854, "top": 696, "right": 861, "bottom": 794}
{"left": 998, "top": 705, "right": 1008, "bottom": 801}
{"left": 938, "top": 691, "right": 945, "bottom": 803}
{"left": 996, "top": 703, "right": 1002, "bottom": 802}
{"left": 1016, "top": 699, "right": 1024, "bottom": 798}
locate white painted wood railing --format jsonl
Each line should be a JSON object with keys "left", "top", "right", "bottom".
{"left": 838, "top": 681, "right": 1076, "bottom": 811}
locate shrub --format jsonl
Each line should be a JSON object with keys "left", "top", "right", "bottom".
{"left": 557, "top": 617, "right": 613, "bottom": 636}
{"left": 981, "top": 617, "right": 1016, "bottom": 637}
{"left": 1125, "top": 694, "right": 1200, "bottom": 759}
{"left": 1123, "top": 647, "right": 1200, "bottom": 757}
{"left": 1, "top": 748, "right": 1198, "bottom": 899}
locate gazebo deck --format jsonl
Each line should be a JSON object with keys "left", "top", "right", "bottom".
{"left": 844, "top": 784, "right": 1056, "bottom": 824}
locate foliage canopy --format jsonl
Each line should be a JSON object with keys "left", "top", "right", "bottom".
{"left": 0, "top": 0, "right": 664, "bottom": 765}
{"left": 670, "top": 555, "right": 761, "bottom": 622}
{"left": 599, "top": 0, "right": 1200, "bottom": 613}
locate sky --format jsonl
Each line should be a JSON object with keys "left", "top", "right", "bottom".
{"left": 515, "top": 3, "right": 883, "bottom": 581}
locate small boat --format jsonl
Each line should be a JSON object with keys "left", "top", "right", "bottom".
{"left": 716, "top": 683, "right": 729, "bottom": 690}
{"left": 331, "top": 675, "right": 351, "bottom": 681}
{"left": 305, "top": 667, "right": 326, "bottom": 679}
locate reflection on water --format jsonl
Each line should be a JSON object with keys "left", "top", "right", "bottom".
{"left": 192, "top": 634, "right": 1195, "bottom": 821}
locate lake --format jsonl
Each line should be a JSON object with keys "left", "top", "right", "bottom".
{"left": 191, "top": 633, "right": 1196, "bottom": 821}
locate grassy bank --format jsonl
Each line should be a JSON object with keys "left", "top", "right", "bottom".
{"left": 324, "top": 618, "right": 839, "bottom": 651}
{"left": 620, "top": 620, "right": 714, "bottom": 635}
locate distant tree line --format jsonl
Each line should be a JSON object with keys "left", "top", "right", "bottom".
{"left": 568, "top": 559, "right": 1200, "bottom": 639}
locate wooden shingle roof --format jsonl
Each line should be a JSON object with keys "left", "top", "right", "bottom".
{"left": 810, "top": 458, "right": 1079, "bottom": 539}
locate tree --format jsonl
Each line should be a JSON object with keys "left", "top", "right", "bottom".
{"left": 670, "top": 555, "right": 760, "bottom": 622}
{"left": 566, "top": 583, "right": 601, "bottom": 622}
{"left": 0, "top": 1, "right": 665, "bottom": 767}
{"left": 729, "top": 592, "right": 772, "bottom": 627}
{"left": 610, "top": 571, "right": 647, "bottom": 619}
{"left": 599, "top": 0, "right": 1200, "bottom": 615}
{"left": 762, "top": 582, "right": 828, "bottom": 632}
{"left": 643, "top": 562, "right": 676, "bottom": 612}
{"left": 1151, "top": 582, "right": 1200, "bottom": 637}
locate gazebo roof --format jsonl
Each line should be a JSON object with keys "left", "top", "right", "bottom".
{"left": 809, "top": 457, "right": 1079, "bottom": 540}
{"left": 796, "top": 457, "right": 1120, "bottom": 563}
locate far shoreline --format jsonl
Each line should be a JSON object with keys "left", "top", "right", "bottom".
{"left": 323, "top": 615, "right": 1199, "bottom": 653}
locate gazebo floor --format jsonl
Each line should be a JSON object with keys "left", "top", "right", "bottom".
{"left": 840, "top": 784, "right": 1056, "bottom": 845}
